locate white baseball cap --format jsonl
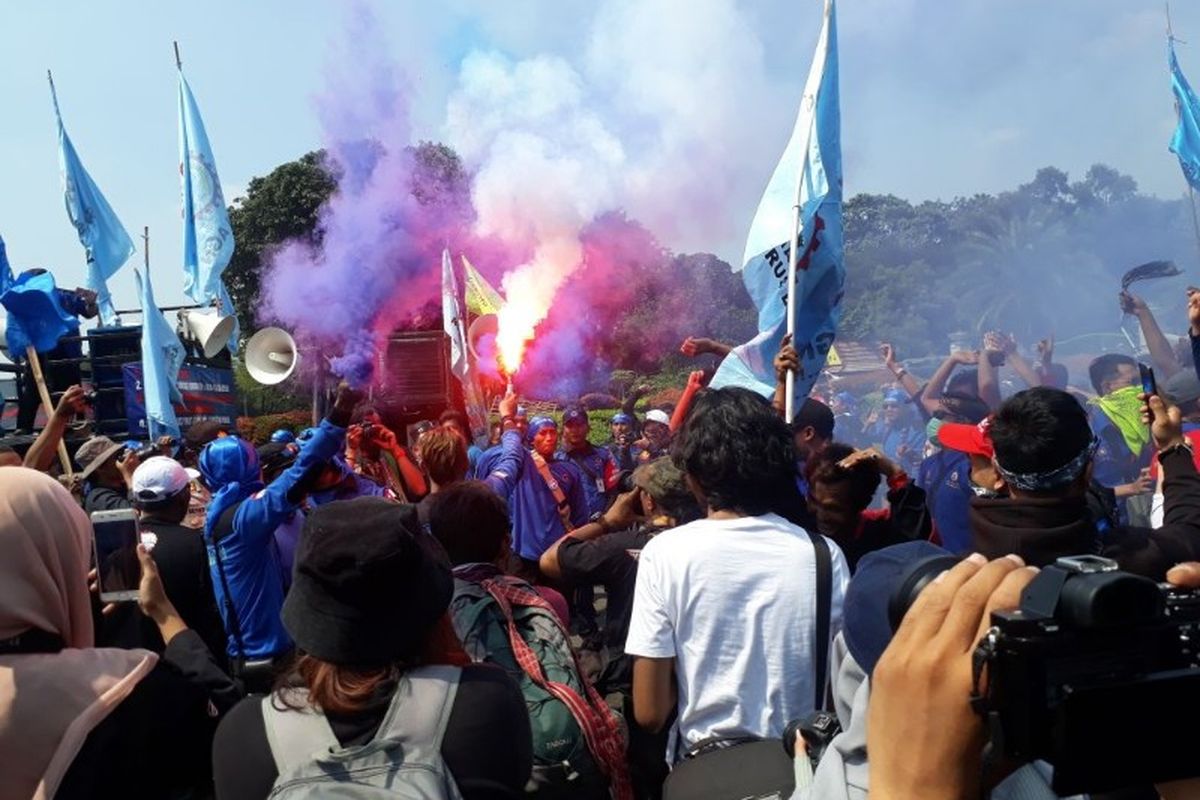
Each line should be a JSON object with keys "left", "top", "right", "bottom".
{"left": 131, "top": 457, "right": 191, "bottom": 504}
{"left": 644, "top": 409, "right": 670, "bottom": 427}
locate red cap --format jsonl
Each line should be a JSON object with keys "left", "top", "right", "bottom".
{"left": 937, "top": 418, "right": 994, "bottom": 459}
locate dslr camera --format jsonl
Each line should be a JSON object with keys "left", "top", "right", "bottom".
{"left": 893, "top": 554, "right": 1200, "bottom": 794}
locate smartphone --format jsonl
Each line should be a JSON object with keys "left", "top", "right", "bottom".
{"left": 90, "top": 509, "right": 141, "bottom": 603}
{"left": 1139, "top": 363, "right": 1158, "bottom": 397}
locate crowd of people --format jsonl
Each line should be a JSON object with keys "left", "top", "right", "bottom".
{"left": 5, "top": 286, "right": 1200, "bottom": 799}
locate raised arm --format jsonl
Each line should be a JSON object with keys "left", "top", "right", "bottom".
{"left": 672, "top": 370, "right": 706, "bottom": 431}
{"left": 24, "top": 384, "right": 86, "bottom": 472}
{"left": 919, "top": 349, "right": 978, "bottom": 416}
{"left": 976, "top": 332, "right": 1004, "bottom": 411}
{"left": 1122, "top": 291, "right": 1180, "bottom": 379}
{"left": 880, "top": 342, "right": 922, "bottom": 399}
{"left": 680, "top": 336, "right": 733, "bottom": 359}
{"left": 622, "top": 383, "right": 651, "bottom": 417}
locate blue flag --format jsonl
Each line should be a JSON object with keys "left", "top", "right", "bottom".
{"left": 1170, "top": 39, "right": 1200, "bottom": 191}
{"left": 709, "top": 0, "right": 843, "bottom": 412}
{"left": 50, "top": 77, "right": 135, "bottom": 327}
{"left": 135, "top": 266, "right": 186, "bottom": 440}
{"left": 178, "top": 71, "right": 239, "bottom": 349}
{"left": 0, "top": 235, "right": 12, "bottom": 296}
{"left": 2, "top": 270, "right": 80, "bottom": 356}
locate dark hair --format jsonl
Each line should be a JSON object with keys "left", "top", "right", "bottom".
{"left": 421, "top": 429, "right": 469, "bottom": 486}
{"left": 1042, "top": 363, "right": 1070, "bottom": 390}
{"left": 946, "top": 369, "right": 979, "bottom": 396}
{"left": 937, "top": 391, "right": 990, "bottom": 425}
{"left": 807, "top": 442, "right": 881, "bottom": 512}
{"left": 427, "top": 481, "right": 510, "bottom": 566}
{"left": 438, "top": 408, "right": 470, "bottom": 434}
{"left": 634, "top": 458, "right": 704, "bottom": 523}
{"left": 671, "top": 387, "right": 796, "bottom": 515}
{"left": 792, "top": 398, "right": 835, "bottom": 440}
{"left": 1087, "top": 354, "right": 1136, "bottom": 395}
{"left": 990, "top": 387, "right": 1092, "bottom": 478}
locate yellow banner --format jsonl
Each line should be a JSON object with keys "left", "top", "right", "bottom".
{"left": 462, "top": 254, "right": 505, "bottom": 316}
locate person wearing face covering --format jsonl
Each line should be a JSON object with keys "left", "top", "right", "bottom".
{"left": 0, "top": 468, "right": 235, "bottom": 800}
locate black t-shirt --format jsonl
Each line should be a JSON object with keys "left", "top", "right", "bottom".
{"left": 98, "top": 518, "right": 228, "bottom": 665}
{"left": 212, "top": 663, "right": 532, "bottom": 800}
{"left": 83, "top": 484, "right": 132, "bottom": 514}
{"left": 556, "top": 524, "right": 658, "bottom": 694}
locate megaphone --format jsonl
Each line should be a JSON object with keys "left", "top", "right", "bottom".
{"left": 178, "top": 309, "right": 236, "bottom": 358}
{"left": 467, "top": 313, "right": 498, "bottom": 361}
{"left": 245, "top": 327, "right": 299, "bottom": 385}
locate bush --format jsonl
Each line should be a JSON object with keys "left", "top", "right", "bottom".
{"left": 236, "top": 410, "right": 313, "bottom": 444}
{"left": 579, "top": 392, "right": 620, "bottom": 410}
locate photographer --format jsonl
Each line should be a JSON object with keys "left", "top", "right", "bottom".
{"left": 75, "top": 434, "right": 141, "bottom": 514}
{"left": 969, "top": 388, "right": 1200, "bottom": 579}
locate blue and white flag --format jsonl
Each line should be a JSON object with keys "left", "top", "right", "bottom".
{"left": 1170, "top": 39, "right": 1200, "bottom": 191}
{"left": 709, "top": 0, "right": 843, "bottom": 412}
{"left": 443, "top": 248, "right": 469, "bottom": 381}
{"left": 135, "top": 266, "right": 185, "bottom": 441}
{"left": 0, "top": 235, "right": 13, "bottom": 296}
{"left": 178, "top": 70, "right": 239, "bottom": 349}
{"left": 50, "top": 77, "right": 134, "bottom": 327}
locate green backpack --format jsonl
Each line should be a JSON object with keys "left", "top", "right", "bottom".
{"left": 448, "top": 575, "right": 628, "bottom": 799}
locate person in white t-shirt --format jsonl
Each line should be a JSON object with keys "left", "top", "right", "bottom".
{"left": 625, "top": 386, "right": 850, "bottom": 764}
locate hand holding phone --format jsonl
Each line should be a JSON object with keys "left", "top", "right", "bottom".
{"left": 1139, "top": 363, "right": 1158, "bottom": 423}
{"left": 90, "top": 509, "right": 141, "bottom": 603}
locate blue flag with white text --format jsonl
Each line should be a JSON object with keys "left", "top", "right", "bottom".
{"left": 178, "top": 71, "right": 239, "bottom": 349}
{"left": 51, "top": 78, "right": 134, "bottom": 327}
{"left": 135, "top": 266, "right": 185, "bottom": 441}
{"left": 709, "top": 0, "right": 843, "bottom": 413}
{"left": 1170, "top": 39, "right": 1200, "bottom": 191}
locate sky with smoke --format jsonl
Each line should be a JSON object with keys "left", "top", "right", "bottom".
{"left": 0, "top": 0, "right": 1196, "bottom": 319}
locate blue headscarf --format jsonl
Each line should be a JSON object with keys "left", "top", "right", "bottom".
{"left": 525, "top": 416, "right": 557, "bottom": 444}
{"left": 882, "top": 388, "right": 908, "bottom": 406}
{"left": 199, "top": 436, "right": 263, "bottom": 537}
{"left": 270, "top": 429, "right": 296, "bottom": 444}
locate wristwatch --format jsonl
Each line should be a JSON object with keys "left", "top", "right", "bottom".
{"left": 892, "top": 366, "right": 908, "bottom": 379}
{"left": 588, "top": 511, "right": 612, "bottom": 533}
{"left": 1158, "top": 440, "right": 1193, "bottom": 463}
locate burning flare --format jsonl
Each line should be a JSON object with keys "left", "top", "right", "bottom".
{"left": 495, "top": 237, "right": 582, "bottom": 376}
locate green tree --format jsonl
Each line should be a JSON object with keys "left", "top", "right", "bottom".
{"left": 225, "top": 151, "right": 336, "bottom": 337}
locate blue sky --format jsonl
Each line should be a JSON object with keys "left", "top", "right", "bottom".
{"left": 1, "top": 0, "right": 1199, "bottom": 315}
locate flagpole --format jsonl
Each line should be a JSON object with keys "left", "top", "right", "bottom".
{"left": 1167, "top": 4, "right": 1200, "bottom": 264}
{"left": 783, "top": 0, "right": 830, "bottom": 424}
{"left": 25, "top": 346, "right": 74, "bottom": 476}
{"left": 173, "top": 41, "right": 182, "bottom": 70}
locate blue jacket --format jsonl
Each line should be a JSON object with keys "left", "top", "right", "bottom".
{"left": 510, "top": 454, "right": 589, "bottom": 560}
{"left": 473, "top": 429, "right": 525, "bottom": 498}
{"left": 917, "top": 449, "right": 974, "bottom": 555}
{"left": 556, "top": 444, "right": 618, "bottom": 517}
{"left": 207, "top": 419, "right": 346, "bottom": 659}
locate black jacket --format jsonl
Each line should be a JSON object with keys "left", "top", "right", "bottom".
{"left": 57, "top": 629, "right": 241, "bottom": 800}
{"left": 970, "top": 447, "right": 1200, "bottom": 579}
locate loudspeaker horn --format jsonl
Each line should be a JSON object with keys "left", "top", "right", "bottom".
{"left": 245, "top": 327, "right": 299, "bottom": 385}
{"left": 179, "top": 309, "right": 236, "bottom": 358}
{"left": 467, "top": 313, "right": 498, "bottom": 361}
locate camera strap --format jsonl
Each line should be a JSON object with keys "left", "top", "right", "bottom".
{"left": 806, "top": 530, "right": 833, "bottom": 711}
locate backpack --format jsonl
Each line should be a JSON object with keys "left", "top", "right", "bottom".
{"left": 261, "top": 665, "right": 465, "bottom": 799}
{"left": 449, "top": 574, "right": 632, "bottom": 800}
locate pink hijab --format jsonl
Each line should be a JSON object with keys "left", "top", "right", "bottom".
{"left": 0, "top": 468, "right": 157, "bottom": 800}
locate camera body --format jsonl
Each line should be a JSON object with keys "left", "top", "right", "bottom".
{"left": 973, "top": 555, "right": 1200, "bottom": 794}
{"left": 782, "top": 710, "right": 841, "bottom": 768}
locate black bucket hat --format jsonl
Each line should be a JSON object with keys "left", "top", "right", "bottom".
{"left": 282, "top": 498, "right": 453, "bottom": 668}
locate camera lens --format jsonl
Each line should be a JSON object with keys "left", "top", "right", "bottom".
{"left": 887, "top": 554, "right": 960, "bottom": 631}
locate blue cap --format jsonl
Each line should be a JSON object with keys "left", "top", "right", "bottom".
{"left": 611, "top": 412, "right": 633, "bottom": 425}
{"left": 882, "top": 388, "right": 908, "bottom": 406}
{"left": 562, "top": 407, "right": 588, "bottom": 426}
{"left": 526, "top": 416, "right": 557, "bottom": 443}
{"left": 124, "top": 440, "right": 141, "bottom": 451}
{"left": 843, "top": 541, "right": 952, "bottom": 676}
{"left": 270, "top": 429, "right": 296, "bottom": 444}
